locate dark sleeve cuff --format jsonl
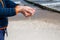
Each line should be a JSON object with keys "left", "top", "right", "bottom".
{"left": 14, "top": 4, "right": 20, "bottom": 8}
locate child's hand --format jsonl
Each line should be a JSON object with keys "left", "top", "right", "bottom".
{"left": 15, "top": 6, "right": 35, "bottom": 17}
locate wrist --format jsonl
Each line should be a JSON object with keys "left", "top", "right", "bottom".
{"left": 15, "top": 7, "right": 19, "bottom": 15}
{"left": 15, "top": 6, "right": 23, "bottom": 15}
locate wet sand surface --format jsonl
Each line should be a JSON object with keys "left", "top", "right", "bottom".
{"left": 5, "top": 1, "right": 60, "bottom": 40}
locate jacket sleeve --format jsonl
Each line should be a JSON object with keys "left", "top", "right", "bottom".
{"left": 5, "top": 0, "right": 19, "bottom": 8}
{"left": 0, "top": 0, "right": 19, "bottom": 18}
{"left": 0, "top": 8, "right": 16, "bottom": 18}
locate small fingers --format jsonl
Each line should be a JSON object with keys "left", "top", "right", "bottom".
{"left": 21, "top": 6, "right": 36, "bottom": 17}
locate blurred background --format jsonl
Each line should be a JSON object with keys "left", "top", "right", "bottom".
{"left": 5, "top": 0, "right": 60, "bottom": 40}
